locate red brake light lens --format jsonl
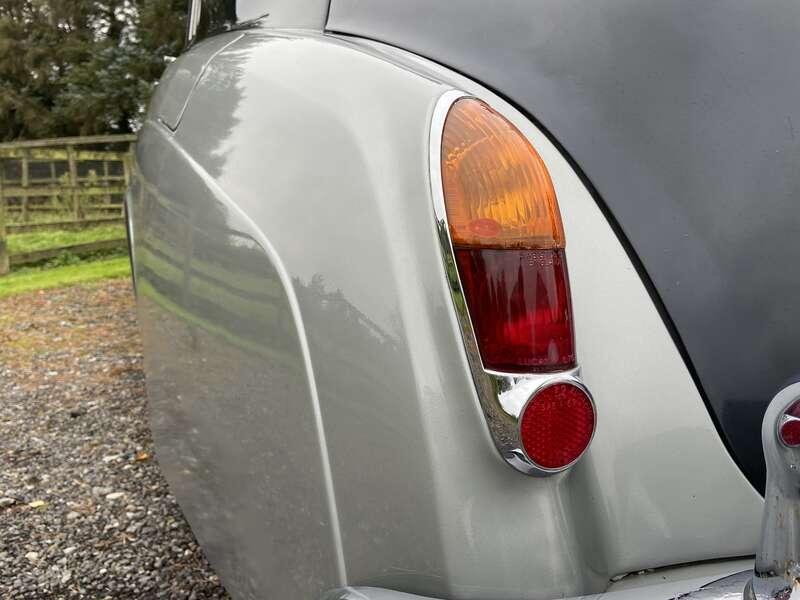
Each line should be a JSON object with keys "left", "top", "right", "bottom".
{"left": 519, "top": 382, "right": 595, "bottom": 469}
{"left": 454, "top": 248, "right": 574, "bottom": 372}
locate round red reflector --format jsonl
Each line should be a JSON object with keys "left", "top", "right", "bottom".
{"left": 519, "top": 382, "right": 595, "bottom": 470}
{"left": 780, "top": 400, "right": 800, "bottom": 447}
{"left": 780, "top": 420, "right": 800, "bottom": 447}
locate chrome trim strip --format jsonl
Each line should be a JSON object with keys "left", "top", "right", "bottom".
{"left": 322, "top": 569, "right": 753, "bottom": 599}
{"left": 188, "top": 0, "right": 202, "bottom": 43}
{"left": 429, "top": 90, "right": 596, "bottom": 476}
{"left": 657, "top": 570, "right": 750, "bottom": 599}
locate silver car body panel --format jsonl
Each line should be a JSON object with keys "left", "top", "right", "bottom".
{"left": 131, "top": 29, "right": 762, "bottom": 599}
{"left": 157, "top": 34, "right": 242, "bottom": 130}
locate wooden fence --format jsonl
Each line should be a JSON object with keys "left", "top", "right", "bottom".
{"left": 0, "top": 134, "right": 135, "bottom": 275}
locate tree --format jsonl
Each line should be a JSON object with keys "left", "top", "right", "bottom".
{"left": 0, "top": 0, "right": 187, "bottom": 141}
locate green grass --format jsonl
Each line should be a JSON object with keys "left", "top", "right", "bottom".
{"left": 7, "top": 211, "right": 120, "bottom": 225}
{"left": 7, "top": 224, "right": 125, "bottom": 255}
{"left": 0, "top": 256, "right": 131, "bottom": 298}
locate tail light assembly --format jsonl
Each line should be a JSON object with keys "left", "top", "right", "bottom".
{"left": 431, "top": 91, "right": 596, "bottom": 475}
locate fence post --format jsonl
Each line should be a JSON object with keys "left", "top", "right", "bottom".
{"left": 103, "top": 160, "right": 111, "bottom": 205}
{"left": 21, "top": 149, "right": 29, "bottom": 222}
{"left": 0, "top": 173, "right": 8, "bottom": 276}
{"left": 122, "top": 146, "right": 132, "bottom": 218}
{"left": 67, "top": 144, "right": 81, "bottom": 220}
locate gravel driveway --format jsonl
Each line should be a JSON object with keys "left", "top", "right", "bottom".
{"left": 0, "top": 279, "right": 231, "bottom": 599}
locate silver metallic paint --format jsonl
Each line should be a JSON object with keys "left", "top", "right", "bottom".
{"left": 132, "top": 29, "right": 763, "bottom": 599}
{"left": 154, "top": 33, "right": 242, "bottom": 131}
{"left": 130, "top": 111, "right": 343, "bottom": 598}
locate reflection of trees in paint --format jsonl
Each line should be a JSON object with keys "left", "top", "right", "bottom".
{"left": 297, "top": 273, "right": 401, "bottom": 350}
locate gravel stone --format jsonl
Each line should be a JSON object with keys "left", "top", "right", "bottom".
{"left": 0, "top": 280, "right": 231, "bottom": 599}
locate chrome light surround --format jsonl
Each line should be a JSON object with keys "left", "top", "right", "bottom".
{"left": 429, "top": 89, "right": 596, "bottom": 476}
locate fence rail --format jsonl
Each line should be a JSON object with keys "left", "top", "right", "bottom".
{"left": 0, "top": 134, "right": 135, "bottom": 275}
{"left": 9, "top": 239, "right": 128, "bottom": 268}
{"left": 0, "top": 134, "right": 137, "bottom": 150}
{"left": 7, "top": 216, "right": 124, "bottom": 234}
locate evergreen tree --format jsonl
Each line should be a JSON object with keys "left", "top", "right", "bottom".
{"left": 0, "top": 0, "right": 187, "bottom": 140}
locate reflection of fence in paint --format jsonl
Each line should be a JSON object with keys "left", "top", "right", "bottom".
{"left": 0, "top": 134, "right": 135, "bottom": 275}
{"left": 133, "top": 173, "right": 398, "bottom": 368}
{"left": 132, "top": 171, "right": 294, "bottom": 360}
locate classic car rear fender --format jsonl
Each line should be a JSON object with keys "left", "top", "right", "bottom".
{"left": 129, "top": 30, "right": 762, "bottom": 600}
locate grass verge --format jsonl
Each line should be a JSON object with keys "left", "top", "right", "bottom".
{"left": 7, "top": 224, "right": 126, "bottom": 255}
{"left": 0, "top": 256, "right": 131, "bottom": 298}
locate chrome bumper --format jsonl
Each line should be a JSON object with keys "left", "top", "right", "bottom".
{"left": 324, "top": 571, "right": 752, "bottom": 600}
{"left": 324, "top": 570, "right": 752, "bottom": 600}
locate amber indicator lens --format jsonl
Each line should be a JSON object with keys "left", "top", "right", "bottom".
{"left": 441, "top": 98, "right": 576, "bottom": 372}
{"left": 519, "top": 383, "right": 595, "bottom": 469}
{"left": 780, "top": 400, "right": 800, "bottom": 447}
{"left": 442, "top": 98, "right": 564, "bottom": 249}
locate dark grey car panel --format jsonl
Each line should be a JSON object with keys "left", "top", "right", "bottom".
{"left": 326, "top": 0, "right": 800, "bottom": 492}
